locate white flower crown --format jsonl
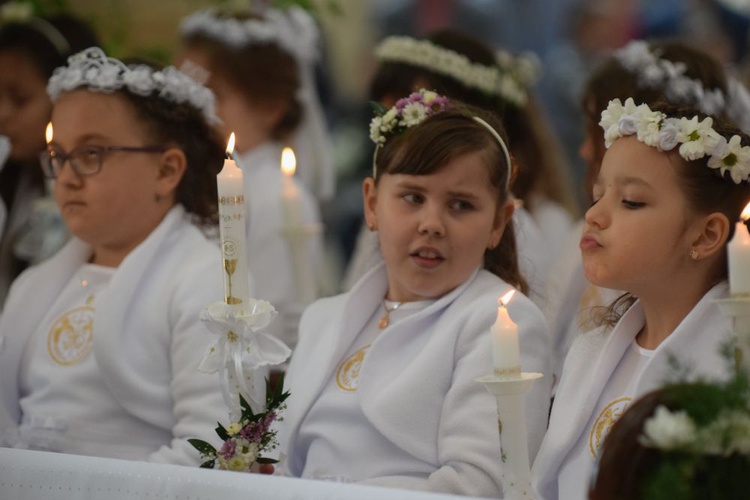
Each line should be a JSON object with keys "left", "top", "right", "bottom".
{"left": 47, "top": 47, "right": 218, "bottom": 124}
{"left": 374, "top": 35, "right": 540, "bottom": 108}
{"left": 614, "top": 40, "right": 726, "bottom": 116}
{"left": 600, "top": 98, "right": 750, "bottom": 184}
{"left": 179, "top": 6, "right": 319, "bottom": 65}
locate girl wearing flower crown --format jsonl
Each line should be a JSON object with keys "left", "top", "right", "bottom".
{"left": 176, "top": 5, "right": 330, "bottom": 348}
{"left": 544, "top": 40, "right": 735, "bottom": 394}
{"left": 344, "top": 30, "right": 574, "bottom": 302}
{"left": 0, "top": 47, "right": 229, "bottom": 464}
{"left": 280, "top": 90, "right": 551, "bottom": 496}
{"left": 0, "top": 12, "right": 99, "bottom": 307}
{"left": 532, "top": 98, "right": 750, "bottom": 500}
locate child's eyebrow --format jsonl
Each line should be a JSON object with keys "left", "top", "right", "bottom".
{"left": 617, "top": 175, "right": 653, "bottom": 188}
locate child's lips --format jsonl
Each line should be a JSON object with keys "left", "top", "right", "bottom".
{"left": 579, "top": 234, "right": 602, "bottom": 250}
{"left": 411, "top": 247, "right": 445, "bottom": 268}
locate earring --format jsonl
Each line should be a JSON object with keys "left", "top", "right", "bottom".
{"left": 690, "top": 248, "right": 699, "bottom": 260}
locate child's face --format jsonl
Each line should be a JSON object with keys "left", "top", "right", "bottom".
{"left": 50, "top": 90, "right": 168, "bottom": 257}
{"left": 581, "top": 136, "right": 698, "bottom": 295}
{"left": 0, "top": 50, "right": 52, "bottom": 163}
{"left": 363, "top": 151, "right": 509, "bottom": 302}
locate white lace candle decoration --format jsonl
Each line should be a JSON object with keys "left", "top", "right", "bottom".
{"left": 217, "top": 133, "right": 250, "bottom": 314}
{"left": 729, "top": 202, "right": 750, "bottom": 297}
{"left": 492, "top": 290, "right": 521, "bottom": 378}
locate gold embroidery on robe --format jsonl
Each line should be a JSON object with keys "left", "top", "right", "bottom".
{"left": 589, "top": 396, "right": 631, "bottom": 457}
{"left": 336, "top": 344, "right": 370, "bottom": 392}
{"left": 47, "top": 297, "right": 95, "bottom": 366}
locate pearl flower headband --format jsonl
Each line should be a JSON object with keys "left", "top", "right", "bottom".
{"left": 600, "top": 98, "right": 750, "bottom": 184}
{"left": 47, "top": 47, "right": 218, "bottom": 124}
{"left": 374, "top": 35, "right": 539, "bottom": 108}
{"left": 614, "top": 40, "right": 726, "bottom": 116}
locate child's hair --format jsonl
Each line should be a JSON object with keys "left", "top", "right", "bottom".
{"left": 590, "top": 368, "right": 750, "bottom": 500}
{"left": 591, "top": 100, "right": 750, "bottom": 328}
{"left": 371, "top": 30, "right": 578, "bottom": 217}
{"left": 48, "top": 48, "right": 224, "bottom": 227}
{"left": 582, "top": 39, "right": 729, "bottom": 174}
{"left": 0, "top": 13, "right": 100, "bottom": 78}
{"left": 373, "top": 101, "right": 528, "bottom": 294}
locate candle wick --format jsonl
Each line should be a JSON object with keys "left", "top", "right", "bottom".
{"left": 225, "top": 151, "right": 233, "bottom": 160}
{"left": 743, "top": 219, "right": 750, "bottom": 234}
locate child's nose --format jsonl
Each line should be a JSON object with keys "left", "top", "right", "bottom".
{"left": 584, "top": 199, "right": 608, "bottom": 229}
{"left": 418, "top": 205, "right": 446, "bottom": 237}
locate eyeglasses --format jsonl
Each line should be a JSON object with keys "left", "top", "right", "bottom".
{"left": 39, "top": 145, "right": 168, "bottom": 179}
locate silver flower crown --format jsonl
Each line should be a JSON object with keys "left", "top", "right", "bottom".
{"left": 374, "top": 35, "right": 540, "bottom": 108}
{"left": 180, "top": 6, "right": 319, "bottom": 65}
{"left": 614, "top": 40, "right": 726, "bottom": 116}
{"left": 601, "top": 98, "right": 750, "bottom": 184}
{"left": 47, "top": 47, "right": 218, "bottom": 124}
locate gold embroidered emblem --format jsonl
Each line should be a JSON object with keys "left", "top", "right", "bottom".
{"left": 335, "top": 344, "right": 370, "bottom": 392}
{"left": 47, "top": 298, "right": 95, "bottom": 366}
{"left": 589, "top": 397, "right": 631, "bottom": 458}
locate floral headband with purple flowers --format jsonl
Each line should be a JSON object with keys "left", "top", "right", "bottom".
{"left": 369, "top": 89, "right": 511, "bottom": 189}
{"left": 600, "top": 97, "right": 750, "bottom": 184}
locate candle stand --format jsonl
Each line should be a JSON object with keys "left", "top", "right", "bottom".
{"left": 715, "top": 296, "right": 750, "bottom": 374}
{"left": 477, "top": 372, "right": 543, "bottom": 500}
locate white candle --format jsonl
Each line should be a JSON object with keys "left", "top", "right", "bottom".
{"left": 492, "top": 290, "right": 521, "bottom": 378}
{"left": 217, "top": 133, "right": 250, "bottom": 313}
{"left": 729, "top": 202, "right": 750, "bottom": 297}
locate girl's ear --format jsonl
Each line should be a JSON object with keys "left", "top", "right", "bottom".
{"left": 691, "top": 212, "right": 730, "bottom": 259}
{"left": 362, "top": 177, "right": 378, "bottom": 231}
{"left": 488, "top": 198, "right": 515, "bottom": 250}
{"left": 155, "top": 148, "right": 187, "bottom": 200}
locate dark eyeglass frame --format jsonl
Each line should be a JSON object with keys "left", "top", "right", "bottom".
{"left": 39, "top": 144, "right": 168, "bottom": 179}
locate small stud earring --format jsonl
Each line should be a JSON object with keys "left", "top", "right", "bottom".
{"left": 690, "top": 248, "right": 699, "bottom": 260}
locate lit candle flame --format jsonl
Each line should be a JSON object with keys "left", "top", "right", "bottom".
{"left": 499, "top": 289, "right": 516, "bottom": 307}
{"left": 281, "top": 147, "right": 296, "bottom": 177}
{"left": 741, "top": 202, "right": 750, "bottom": 222}
{"left": 226, "top": 132, "right": 235, "bottom": 156}
{"left": 45, "top": 122, "right": 53, "bottom": 144}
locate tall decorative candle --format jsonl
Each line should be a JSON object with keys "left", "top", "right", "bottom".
{"left": 492, "top": 290, "right": 521, "bottom": 378}
{"left": 217, "top": 133, "right": 250, "bottom": 313}
{"left": 280, "top": 147, "right": 316, "bottom": 304}
{"left": 729, "top": 202, "right": 750, "bottom": 297}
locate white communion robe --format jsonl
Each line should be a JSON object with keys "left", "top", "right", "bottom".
{"left": 281, "top": 262, "right": 552, "bottom": 497}
{"left": 0, "top": 205, "right": 228, "bottom": 465}
{"left": 235, "top": 141, "right": 323, "bottom": 347}
{"left": 532, "top": 282, "right": 735, "bottom": 500}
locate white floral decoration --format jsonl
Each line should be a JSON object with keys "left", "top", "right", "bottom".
{"left": 47, "top": 47, "right": 218, "bottom": 124}
{"left": 614, "top": 40, "right": 726, "bottom": 116}
{"left": 180, "top": 6, "right": 319, "bottom": 65}
{"left": 0, "top": 1, "right": 32, "bottom": 23}
{"left": 640, "top": 405, "right": 750, "bottom": 456}
{"left": 601, "top": 97, "right": 750, "bottom": 184}
{"left": 374, "top": 35, "right": 539, "bottom": 107}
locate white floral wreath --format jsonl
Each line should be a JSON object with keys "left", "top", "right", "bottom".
{"left": 180, "top": 6, "right": 319, "bottom": 65}
{"left": 600, "top": 98, "right": 750, "bottom": 184}
{"left": 47, "top": 47, "right": 218, "bottom": 124}
{"left": 374, "top": 35, "right": 539, "bottom": 108}
{"left": 614, "top": 40, "right": 726, "bottom": 116}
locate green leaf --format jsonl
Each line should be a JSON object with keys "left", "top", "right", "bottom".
{"left": 369, "top": 101, "right": 388, "bottom": 117}
{"left": 199, "top": 459, "right": 217, "bottom": 469}
{"left": 255, "top": 457, "right": 279, "bottom": 464}
{"left": 239, "top": 393, "right": 256, "bottom": 420}
{"left": 216, "top": 423, "right": 231, "bottom": 442}
{"left": 188, "top": 438, "right": 217, "bottom": 456}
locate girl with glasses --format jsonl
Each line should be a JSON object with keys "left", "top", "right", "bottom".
{"left": 0, "top": 47, "right": 230, "bottom": 464}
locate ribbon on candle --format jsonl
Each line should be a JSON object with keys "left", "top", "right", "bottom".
{"left": 729, "top": 202, "right": 750, "bottom": 298}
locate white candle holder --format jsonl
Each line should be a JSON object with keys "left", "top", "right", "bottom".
{"left": 477, "top": 372, "right": 543, "bottom": 500}
{"left": 715, "top": 296, "right": 750, "bottom": 374}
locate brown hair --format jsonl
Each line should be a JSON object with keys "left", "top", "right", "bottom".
{"left": 118, "top": 59, "right": 224, "bottom": 227}
{"left": 592, "top": 101, "right": 750, "bottom": 328}
{"left": 370, "top": 30, "right": 578, "bottom": 217}
{"left": 181, "top": 12, "right": 301, "bottom": 141}
{"left": 373, "top": 103, "right": 528, "bottom": 294}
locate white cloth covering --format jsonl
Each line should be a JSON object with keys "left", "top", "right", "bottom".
{"left": 235, "top": 141, "right": 323, "bottom": 348}
{"left": 281, "top": 262, "right": 551, "bottom": 497}
{"left": 0, "top": 205, "right": 228, "bottom": 465}
{"left": 532, "top": 282, "right": 736, "bottom": 500}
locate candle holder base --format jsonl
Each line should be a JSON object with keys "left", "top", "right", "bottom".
{"left": 477, "top": 372, "right": 542, "bottom": 500}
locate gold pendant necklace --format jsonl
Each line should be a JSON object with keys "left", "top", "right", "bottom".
{"left": 378, "top": 300, "right": 403, "bottom": 329}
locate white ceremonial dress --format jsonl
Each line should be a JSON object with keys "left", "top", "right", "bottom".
{"left": 281, "top": 262, "right": 552, "bottom": 497}
{"left": 235, "top": 142, "right": 323, "bottom": 347}
{"left": 532, "top": 282, "right": 735, "bottom": 500}
{"left": 0, "top": 205, "right": 228, "bottom": 465}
